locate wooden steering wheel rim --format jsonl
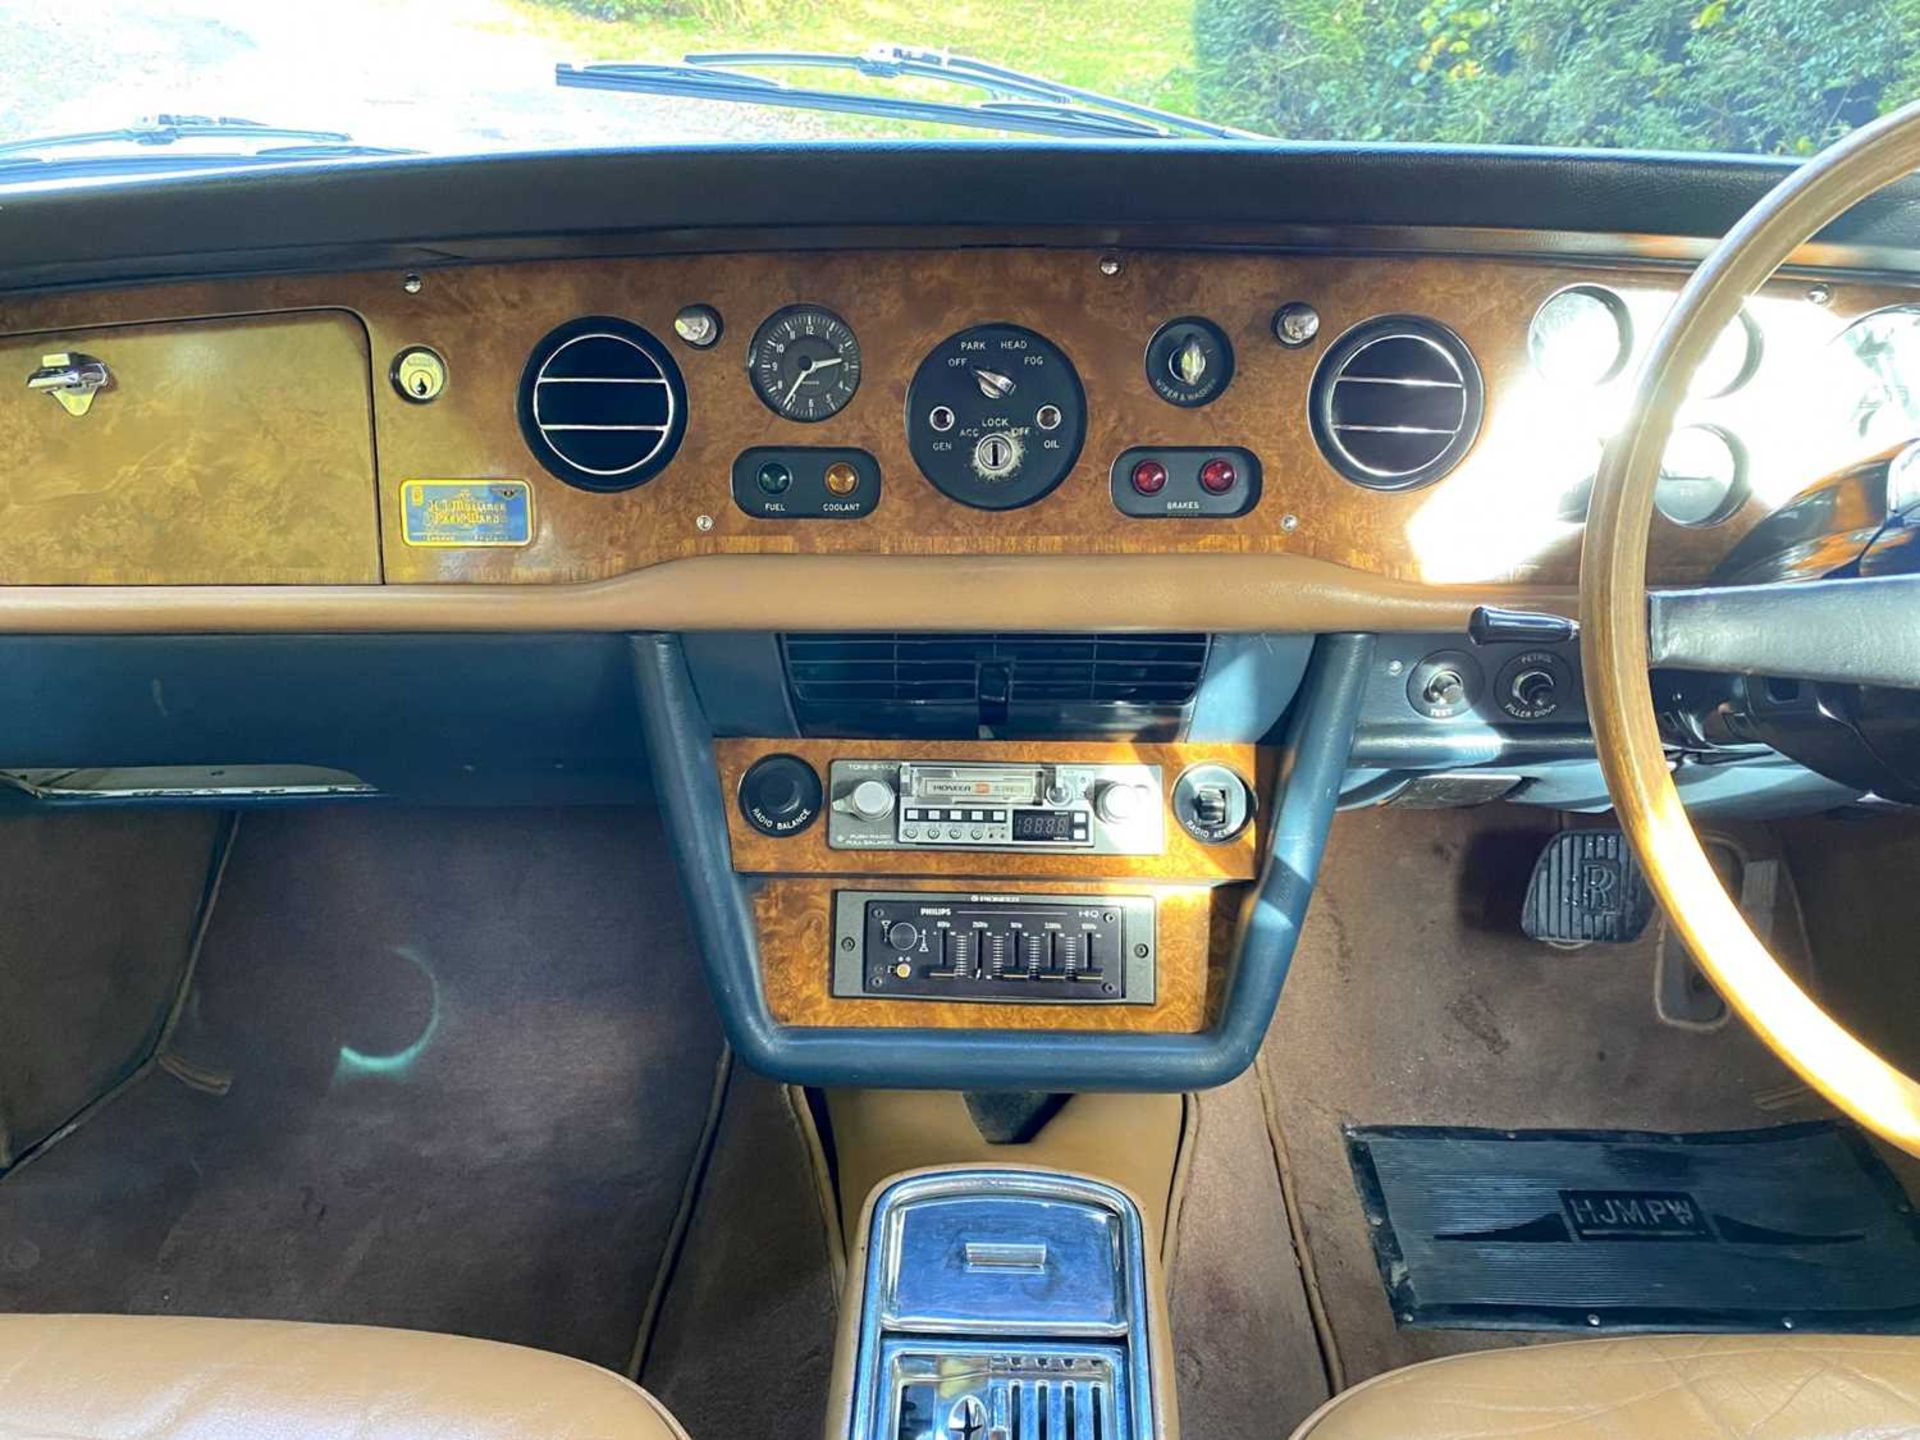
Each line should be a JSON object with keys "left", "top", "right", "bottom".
{"left": 1581, "top": 100, "right": 1920, "bottom": 1156}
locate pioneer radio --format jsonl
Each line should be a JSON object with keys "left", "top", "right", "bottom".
{"left": 825, "top": 759, "right": 1164, "bottom": 855}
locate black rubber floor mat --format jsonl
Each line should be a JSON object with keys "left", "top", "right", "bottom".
{"left": 1348, "top": 1121, "right": 1920, "bottom": 1331}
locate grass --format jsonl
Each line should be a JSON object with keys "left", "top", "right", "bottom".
{"left": 505, "top": 0, "right": 1204, "bottom": 133}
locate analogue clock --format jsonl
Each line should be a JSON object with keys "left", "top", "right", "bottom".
{"left": 747, "top": 305, "right": 862, "bottom": 422}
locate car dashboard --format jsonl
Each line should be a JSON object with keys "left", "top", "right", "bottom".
{"left": 3, "top": 245, "right": 1900, "bottom": 596}
{"left": 2, "top": 141, "right": 1916, "bottom": 1088}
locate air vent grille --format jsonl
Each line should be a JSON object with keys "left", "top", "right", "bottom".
{"left": 988, "top": 1373, "right": 1115, "bottom": 1440}
{"left": 781, "top": 632, "right": 1210, "bottom": 738}
{"left": 1310, "top": 316, "right": 1483, "bottom": 490}
{"left": 517, "top": 316, "right": 686, "bottom": 491}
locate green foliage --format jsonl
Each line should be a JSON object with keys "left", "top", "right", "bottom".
{"left": 544, "top": 0, "right": 816, "bottom": 25}
{"left": 1195, "top": 0, "right": 1920, "bottom": 153}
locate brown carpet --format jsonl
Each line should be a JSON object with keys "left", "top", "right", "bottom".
{"left": 1775, "top": 809, "right": 1920, "bottom": 1197}
{"left": 1168, "top": 1068, "right": 1330, "bottom": 1437}
{"left": 1261, "top": 803, "right": 1815, "bottom": 1384}
{"left": 1777, "top": 811, "right": 1920, "bottom": 1075}
{"left": 0, "top": 806, "right": 724, "bottom": 1370}
{"left": 0, "top": 810, "right": 221, "bottom": 1166}
{"left": 641, "top": 1069, "right": 841, "bottom": 1437}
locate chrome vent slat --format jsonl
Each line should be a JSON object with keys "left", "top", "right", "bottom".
{"left": 1075, "top": 1379, "right": 1099, "bottom": 1440}
{"left": 980, "top": 1370, "right": 1114, "bottom": 1440}
{"left": 1332, "top": 375, "right": 1464, "bottom": 388}
{"left": 1309, "top": 316, "right": 1484, "bottom": 492}
{"left": 518, "top": 318, "right": 687, "bottom": 491}
{"left": 532, "top": 375, "right": 669, "bottom": 384}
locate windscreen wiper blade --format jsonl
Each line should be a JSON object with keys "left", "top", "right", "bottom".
{"left": 556, "top": 44, "right": 1260, "bottom": 142}
{"left": 0, "top": 114, "right": 421, "bottom": 185}
{"left": 0, "top": 114, "right": 365, "bottom": 158}
{"left": 0, "top": 143, "right": 422, "bottom": 186}
{"left": 691, "top": 44, "right": 1262, "bottom": 140}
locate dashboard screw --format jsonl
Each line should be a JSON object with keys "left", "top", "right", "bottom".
{"left": 1133, "top": 943, "right": 1149, "bottom": 959}
{"left": 1098, "top": 254, "right": 1123, "bottom": 277}
{"left": 695, "top": 514, "right": 714, "bottom": 532}
{"left": 402, "top": 272, "right": 424, "bottom": 295}
{"left": 1806, "top": 283, "right": 1833, "bottom": 306}
{"left": 1280, "top": 512, "right": 1300, "bottom": 532}
{"left": 1387, "top": 659, "right": 1405, "bottom": 677}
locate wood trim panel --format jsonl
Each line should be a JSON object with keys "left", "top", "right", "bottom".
{"left": 0, "top": 310, "right": 379, "bottom": 584}
{"left": 753, "top": 877, "right": 1223, "bottom": 1033}
{"left": 5, "top": 250, "right": 1909, "bottom": 600}
{"left": 716, "top": 739, "right": 1261, "bottom": 882}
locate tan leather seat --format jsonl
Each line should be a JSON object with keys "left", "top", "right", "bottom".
{"left": 1291, "top": 1334, "right": 1920, "bottom": 1439}
{"left": 0, "top": 1315, "right": 688, "bottom": 1440}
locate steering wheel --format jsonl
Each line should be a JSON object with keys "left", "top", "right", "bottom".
{"left": 1583, "top": 101, "right": 1920, "bottom": 1157}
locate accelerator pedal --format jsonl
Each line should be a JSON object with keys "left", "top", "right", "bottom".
{"left": 1521, "top": 828, "right": 1653, "bottom": 945}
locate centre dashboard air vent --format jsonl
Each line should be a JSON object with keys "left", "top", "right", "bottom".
{"left": 516, "top": 316, "right": 687, "bottom": 491}
{"left": 1309, "top": 315, "right": 1483, "bottom": 491}
{"left": 781, "top": 632, "right": 1211, "bottom": 739}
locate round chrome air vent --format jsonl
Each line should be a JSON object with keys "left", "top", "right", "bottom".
{"left": 1309, "top": 316, "right": 1483, "bottom": 491}
{"left": 517, "top": 316, "right": 687, "bottom": 492}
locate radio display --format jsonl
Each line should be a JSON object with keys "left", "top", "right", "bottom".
{"left": 906, "top": 765, "right": 1042, "bottom": 805}
{"left": 1012, "top": 809, "right": 1076, "bottom": 842}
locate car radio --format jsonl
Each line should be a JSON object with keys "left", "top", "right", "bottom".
{"left": 825, "top": 759, "right": 1164, "bottom": 855}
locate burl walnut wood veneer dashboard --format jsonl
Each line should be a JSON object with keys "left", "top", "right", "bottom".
{"left": 714, "top": 739, "right": 1261, "bottom": 1034}
{"left": 4, "top": 246, "right": 1908, "bottom": 598}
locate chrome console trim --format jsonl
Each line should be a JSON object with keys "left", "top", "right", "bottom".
{"left": 851, "top": 1169, "right": 1156, "bottom": 1440}
{"left": 878, "top": 1339, "right": 1129, "bottom": 1440}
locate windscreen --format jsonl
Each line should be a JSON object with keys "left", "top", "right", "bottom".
{"left": 0, "top": 0, "right": 1913, "bottom": 188}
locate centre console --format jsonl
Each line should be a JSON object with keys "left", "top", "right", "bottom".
{"left": 635, "top": 631, "right": 1373, "bottom": 1089}
{"left": 715, "top": 738, "right": 1265, "bottom": 1037}
{"left": 841, "top": 1169, "right": 1167, "bottom": 1440}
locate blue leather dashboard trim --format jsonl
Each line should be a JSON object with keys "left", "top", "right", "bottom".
{"left": 7, "top": 142, "right": 1919, "bottom": 294}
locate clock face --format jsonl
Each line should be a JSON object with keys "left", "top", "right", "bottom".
{"left": 746, "top": 305, "right": 862, "bottom": 422}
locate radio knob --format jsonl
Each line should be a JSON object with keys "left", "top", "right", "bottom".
{"left": 846, "top": 778, "right": 897, "bottom": 821}
{"left": 738, "top": 754, "right": 822, "bottom": 837}
{"left": 1094, "top": 780, "right": 1150, "bottom": 824}
{"left": 1043, "top": 780, "right": 1074, "bottom": 807}
{"left": 886, "top": 920, "right": 921, "bottom": 952}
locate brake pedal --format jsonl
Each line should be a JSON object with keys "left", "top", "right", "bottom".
{"left": 1521, "top": 829, "right": 1654, "bottom": 944}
